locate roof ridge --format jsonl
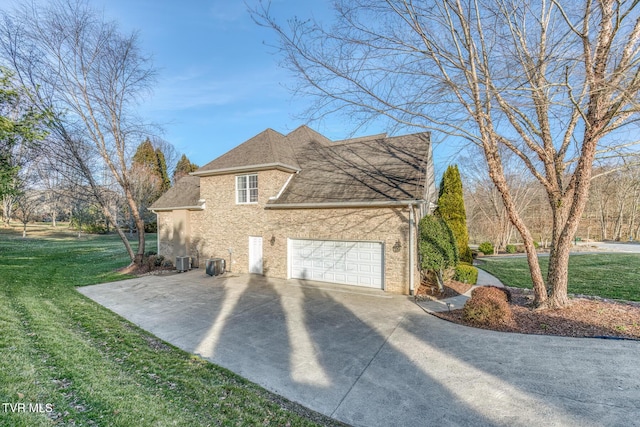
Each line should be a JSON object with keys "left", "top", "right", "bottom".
{"left": 196, "top": 127, "right": 301, "bottom": 174}
{"left": 267, "top": 128, "right": 290, "bottom": 165}
{"left": 333, "top": 133, "right": 388, "bottom": 145}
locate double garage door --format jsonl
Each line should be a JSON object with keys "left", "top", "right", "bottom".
{"left": 289, "top": 239, "right": 384, "bottom": 289}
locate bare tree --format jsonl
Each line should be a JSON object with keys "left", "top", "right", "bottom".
{"left": 35, "top": 155, "right": 68, "bottom": 227}
{"left": 14, "top": 189, "right": 41, "bottom": 237}
{"left": 461, "top": 147, "right": 537, "bottom": 252}
{"left": 0, "top": 0, "right": 156, "bottom": 263}
{"left": 587, "top": 161, "right": 640, "bottom": 240}
{"left": 254, "top": 0, "right": 640, "bottom": 308}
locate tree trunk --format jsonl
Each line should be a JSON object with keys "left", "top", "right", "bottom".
{"left": 124, "top": 188, "right": 145, "bottom": 265}
{"left": 546, "top": 237, "right": 571, "bottom": 308}
{"left": 2, "top": 195, "right": 14, "bottom": 227}
{"left": 101, "top": 204, "right": 135, "bottom": 261}
{"left": 483, "top": 142, "right": 548, "bottom": 306}
{"left": 436, "top": 269, "right": 445, "bottom": 293}
{"left": 613, "top": 200, "right": 625, "bottom": 241}
{"left": 626, "top": 191, "right": 639, "bottom": 239}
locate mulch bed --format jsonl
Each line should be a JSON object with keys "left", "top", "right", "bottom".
{"left": 415, "top": 280, "right": 473, "bottom": 300}
{"left": 434, "top": 287, "right": 640, "bottom": 340}
{"left": 117, "top": 263, "right": 175, "bottom": 276}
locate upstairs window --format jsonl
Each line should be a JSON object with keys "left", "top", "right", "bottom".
{"left": 236, "top": 174, "right": 258, "bottom": 204}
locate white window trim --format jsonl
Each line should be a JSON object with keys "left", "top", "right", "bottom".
{"left": 236, "top": 174, "right": 258, "bottom": 204}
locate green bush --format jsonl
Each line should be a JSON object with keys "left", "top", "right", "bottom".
{"left": 437, "top": 165, "right": 472, "bottom": 263}
{"left": 459, "top": 246, "right": 473, "bottom": 263}
{"left": 463, "top": 286, "right": 513, "bottom": 327}
{"left": 454, "top": 263, "right": 478, "bottom": 284}
{"left": 506, "top": 244, "right": 516, "bottom": 254}
{"left": 418, "top": 215, "right": 459, "bottom": 270}
{"left": 418, "top": 215, "right": 458, "bottom": 290}
{"left": 478, "top": 241, "right": 494, "bottom": 255}
{"left": 533, "top": 241, "right": 540, "bottom": 249}
{"left": 144, "top": 221, "right": 158, "bottom": 233}
{"left": 77, "top": 222, "right": 107, "bottom": 234}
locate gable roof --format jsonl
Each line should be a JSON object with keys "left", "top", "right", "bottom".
{"left": 149, "top": 175, "right": 202, "bottom": 211}
{"left": 192, "top": 128, "right": 300, "bottom": 176}
{"left": 149, "top": 126, "right": 434, "bottom": 211}
{"left": 268, "top": 132, "right": 432, "bottom": 207}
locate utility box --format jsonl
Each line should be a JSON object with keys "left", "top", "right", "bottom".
{"left": 206, "top": 258, "right": 226, "bottom": 276}
{"left": 175, "top": 256, "right": 190, "bottom": 272}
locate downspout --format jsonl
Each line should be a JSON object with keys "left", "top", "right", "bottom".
{"left": 409, "top": 203, "right": 415, "bottom": 295}
{"left": 155, "top": 211, "right": 160, "bottom": 254}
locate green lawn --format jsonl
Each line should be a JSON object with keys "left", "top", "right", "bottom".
{"left": 0, "top": 225, "right": 340, "bottom": 426}
{"left": 478, "top": 253, "right": 640, "bottom": 302}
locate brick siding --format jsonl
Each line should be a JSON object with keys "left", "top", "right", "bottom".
{"left": 157, "top": 169, "right": 420, "bottom": 294}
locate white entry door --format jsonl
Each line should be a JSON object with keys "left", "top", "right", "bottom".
{"left": 249, "top": 236, "right": 263, "bottom": 274}
{"left": 289, "top": 239, "right": 383, "bottom": 288}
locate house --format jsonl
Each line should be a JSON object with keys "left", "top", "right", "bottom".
{"left": 150, "top": 126, "right": 436, "bottom": 294}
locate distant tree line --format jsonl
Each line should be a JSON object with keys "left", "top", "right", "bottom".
{"left": 0, "top": 0, "right": 198, "bottom": 265}
{"left": 462, "top": 153, "right": 640, "bottom": 249}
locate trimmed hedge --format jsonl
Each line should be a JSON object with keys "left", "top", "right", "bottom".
{"left": 418, "top": 215, "right": 459, "bottom": 271}
{"left": 506, "top": 244, "right": 517, "bottom": 254}
{"left": 463, "top": 286, "right": 513, "bottom": 327}
{"left": 454, "top": 263, "right": 478, "bottom": 284}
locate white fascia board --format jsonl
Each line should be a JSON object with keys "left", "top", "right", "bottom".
{"left": 191, "top": 163, "right": 300, "bottom": 177}
{"left": 268, "top": 172, "right": 296, "bottom": 200}
{"left": 149, "top": 205, "right": 205, "bottom": 212}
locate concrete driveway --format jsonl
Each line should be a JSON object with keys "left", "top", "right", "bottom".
{"left": 79, "top": 272, "right": 640, "bottom": 427}
{"left": 579, "top": 241, "right": 640, "bottom": 253}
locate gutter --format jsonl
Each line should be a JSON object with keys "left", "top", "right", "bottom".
{"left": 190, "top": 163, "right": 300, "bottom": 177}
{"left": 409, "top": 203, "right": 416, "bottom": 295}
{"left": 265, "top": 200, "right": 427, "bottom": 209}
{"left": 149, "top": 204, "right": 205, "bottom": 212}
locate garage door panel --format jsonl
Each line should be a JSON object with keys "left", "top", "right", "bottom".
{"left": 290, "top": 239, "right": 383, "bottom": 289}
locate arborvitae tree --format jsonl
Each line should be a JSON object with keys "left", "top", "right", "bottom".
{"left": 437, "top": 165, "right": 472, "bottom": 263}
{"left": 418, "top": 215, "right": 458, "bottom": 292}
{"left": 155, "top": 148, "right": 171, "bottom": 193}
{"left": 173, "top": 154, "right": 199, "bottom": 182}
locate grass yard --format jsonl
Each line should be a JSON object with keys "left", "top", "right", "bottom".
{"left": 0, "top": 224, "right": 340, "bottom": 426}
{"left": 478, "top": 253, "right": 640, "bottom": 302}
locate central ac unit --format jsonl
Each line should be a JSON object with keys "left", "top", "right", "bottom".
{"left": 205, "top": 258, "right": 226, "bottom": 276}
{"left": 175, "top": 256, "right": 190, "bottom": 272}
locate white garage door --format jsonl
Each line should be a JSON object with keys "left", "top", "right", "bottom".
{"left": 289, "top": 239, "right": 384, "bottom": 289}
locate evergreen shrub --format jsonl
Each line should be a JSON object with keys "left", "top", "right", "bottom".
{"left": 454, "top": 263, "right": 478, "bottom": 284}
{"left": 478, "top": 241, "right": 494, "bottom": 255}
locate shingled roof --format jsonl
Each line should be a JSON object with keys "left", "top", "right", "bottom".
{"left": 150, "top": 175, "right": 201, "bottom": 211}
{"left": 193, "top": 128, "right": 300, "bottom": 176}
{"left": 268, "top": 131, "right": 432, "bottom": 206}
{"left": 150, "top": 126, "right": 433, "bottom": 211}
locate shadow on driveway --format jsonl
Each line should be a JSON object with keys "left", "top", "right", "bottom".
{"left": 79, "top": 271, "right": 640, "bottom": 426}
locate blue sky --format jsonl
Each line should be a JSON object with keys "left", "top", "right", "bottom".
{"left": 96, "top": 0, "right": 344, "bottom": 168}
{"left": 0, "top": 0, "right": 459, "bottom": 174}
